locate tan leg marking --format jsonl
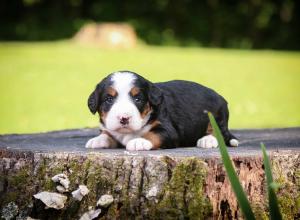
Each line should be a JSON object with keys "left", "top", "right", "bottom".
{"left": 142, "top": 132, "right": 161, "bottom": 149}
{"left": 206, "top": 122, "right": 213, "bottom": 134}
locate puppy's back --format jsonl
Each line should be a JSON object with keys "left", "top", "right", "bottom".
{"left": 155, "top": 80, "right": 227, "bottom": 146}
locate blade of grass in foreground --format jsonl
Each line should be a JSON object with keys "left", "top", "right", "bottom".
{"left": 261, "top": 143, "right": 282, "bottom": 220}
{"left": 208, "top": 112, "right": 256, "bottom": 220}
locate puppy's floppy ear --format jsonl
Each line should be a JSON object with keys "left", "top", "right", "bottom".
{"left": 88, "top": 79, "right": 106, "bottom": 114}
{"left": 149, "top": 84, "right": 163, "bottom": 107}
{"left": 87, "top": 90, "right": 99, "bottom": 114}
{"left": 88, "top": 76, "right": 110, "bottom": 114}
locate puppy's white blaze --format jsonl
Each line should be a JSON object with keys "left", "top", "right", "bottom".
{"left": 196, "top": 135, "right": 218, "bottom": 148}
{"left": 111, "top": 71, "right": 136, "bottom": 94}
{"left": 229, "top": 139, "right": 239, "bottom": 147}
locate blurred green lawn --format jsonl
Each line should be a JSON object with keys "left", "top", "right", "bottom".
{"left": 0, "top": 41, "right": 299, "bottom": 134}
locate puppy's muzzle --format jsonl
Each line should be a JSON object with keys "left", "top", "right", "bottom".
{"left": 119, "top": 116, "right": 131, "bottom": 126}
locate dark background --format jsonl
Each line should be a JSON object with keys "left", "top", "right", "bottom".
{"left": 1, "top": 0, "right": 299, "bottom": 50}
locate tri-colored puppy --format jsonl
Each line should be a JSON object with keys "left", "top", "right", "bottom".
{"left": 86, "top": 71, "right": 238, "bottom": 151}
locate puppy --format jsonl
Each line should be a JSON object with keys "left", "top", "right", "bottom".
{"left": 85, "top": 71, "right": 238, "bottom": 151}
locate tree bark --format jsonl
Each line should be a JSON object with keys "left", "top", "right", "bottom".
{"left": 0, "top": 128, "right": 299, "bottom": 219}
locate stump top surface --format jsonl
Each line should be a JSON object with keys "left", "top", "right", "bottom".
{"left": 0, "top": 128, "right": 300, "bottom": 158}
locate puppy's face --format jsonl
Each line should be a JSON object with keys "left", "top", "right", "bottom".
{"left": 88, "top": 71, "right": 162, "bottom": 134}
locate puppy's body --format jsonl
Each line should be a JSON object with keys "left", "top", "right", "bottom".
{"left": 154, "top": 80, "right": 234, "bottom": 147}
{"left": 86, "top": 71, "right": 238, "bottom": 150}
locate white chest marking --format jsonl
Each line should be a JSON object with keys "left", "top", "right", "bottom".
{"left": 102, "top": 123, "right": 152, "bottom": 146}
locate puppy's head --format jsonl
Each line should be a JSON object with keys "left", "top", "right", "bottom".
{"left": 88, "top": 71, "right": 163, "bottom": 133}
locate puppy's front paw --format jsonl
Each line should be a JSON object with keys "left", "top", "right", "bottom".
{"left": 85, "top": 134, "right": 111, "bottom": 149}
{"left": 229, "top": 139, "right": 239, "bottom": 147}
{"left": 126, "top": 138, "right": 153, "bottom": 151}
{"left": 196, "top": 135, "right": 218, "bottom": 148}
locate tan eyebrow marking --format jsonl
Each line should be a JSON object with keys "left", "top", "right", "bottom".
{"left": 106, "top": 87, "right": 118, "bottom": 97}
{"left": 130, "top": 87, "right": 140, "bottom": 96}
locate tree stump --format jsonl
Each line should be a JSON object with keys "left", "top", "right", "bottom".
{"left": 73, "top": 23, "right": 137, "bottom": 49}
{"left": 0, "top": 128, "right": 299, "bottom": 219}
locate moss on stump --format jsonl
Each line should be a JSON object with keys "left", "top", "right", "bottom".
{"left": 0, "top": 149, "right": 299, "bottom": 219}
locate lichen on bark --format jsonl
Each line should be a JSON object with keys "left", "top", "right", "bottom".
{"left": 154, "top": 157, "right": 212, "bottom": 219}
{"left": 271, "top": 153, "right": 300, "bottom": 220}
{"left": 1, "top": 149, "right": 300, "bottom": 219}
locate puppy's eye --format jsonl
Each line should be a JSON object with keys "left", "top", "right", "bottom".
{"left": 134, "top": 97, "right": 141, "bottom": 102}
{"left": 134, "top": 96, "right": 142, "bottom": 103}
{"left": 104, "top": 96, "right": 114, "bottom": 104}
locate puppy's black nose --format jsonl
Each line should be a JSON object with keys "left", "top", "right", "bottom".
{"left": 120, "top": 117, "right": 130, "bottom": 125}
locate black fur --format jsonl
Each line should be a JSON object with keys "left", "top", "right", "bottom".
{"left": 88, "top": 71, "right": 237, "bottom": 148}
{"left": 88, "top": 76, "right": 114, "bottom": 114}
{"left": 153, "top": 80, "right": 236, "bottom": 147}
{"left": 88, "top": 73, "right": 151, "bottom": 115}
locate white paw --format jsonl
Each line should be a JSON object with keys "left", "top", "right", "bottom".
{"left": 229, "top": 139, "right": 239, "bottom": 147}
{"left": 196, "top": 135, "right": 218, "bottom": 148}
{"left": 85, "top": 134, "right": 111, "bottom": 149}
{"left": 126, "top": 138, "right": 153, "bottom": 151}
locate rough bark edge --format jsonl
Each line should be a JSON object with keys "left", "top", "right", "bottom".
{"left": 0, "top": 149, "right": 299, "bottom": 219}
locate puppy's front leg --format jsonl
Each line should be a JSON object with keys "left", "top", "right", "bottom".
{"left": 126, "top": 132, "right": 161, "bottom": 151}
{"left": 196, "top": 134, "right": 218, "bottom": 148}
{"left": 85, "top": 131, "right": 118, "bottom": 149}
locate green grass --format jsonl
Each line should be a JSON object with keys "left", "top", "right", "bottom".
{"left": 0, "top": 41, "right": 299, "bottom": 134}
{"left": 209, "top": 112, "right": 283, "bottom": 219}
{"left": 261, "top": 143, "right": 282, "bottom": 220}
{"left": 208, "top": 112, "right": 256, "bottom": 220}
